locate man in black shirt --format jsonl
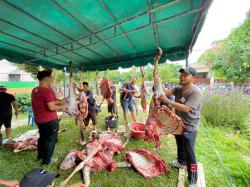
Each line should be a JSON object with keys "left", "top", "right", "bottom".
{"left": 120, "top": 77, "right": 138, "bottom": 124}
{"left": 0, "top": 86, "right": 19, "bottom": 143}
{"left": 82, "top": 82, "right": 97, "bottom": 128}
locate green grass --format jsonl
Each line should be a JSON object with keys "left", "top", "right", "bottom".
{"left": 0, "top": 106, "right": 178, "bottom": 187}
{"left": 0, "top": 106, "right": 249, "bottom": 187}
{"left": 196, "top": 119, "right": 250, "bottom": 187}
{"left": 12, "top": 112, "right": 27, "bottom": 124}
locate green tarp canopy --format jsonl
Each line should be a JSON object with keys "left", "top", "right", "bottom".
{"left": 0, "top": 0, "right": 213, "bottom": 71}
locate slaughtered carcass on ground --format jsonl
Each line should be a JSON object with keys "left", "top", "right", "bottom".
{"left": 126, "top": 148, "right": 170, "bottom": 179}
{"left": 60, "top": 130, "right": 129, "bottom": 187}
{"left": 4, "top": 129, "right": 39, "bottom": 153}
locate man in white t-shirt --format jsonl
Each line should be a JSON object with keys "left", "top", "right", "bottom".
{"left": 132, "top": 85, "right": 140, "bottom": 115}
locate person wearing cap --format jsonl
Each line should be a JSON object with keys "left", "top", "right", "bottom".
{"left": 158, "top": 67, "right": 202, "bottom": 187}
{"left": 0, "top": 85, "right": 19, "bottom": 144}
{"left": 0, "top": 168, "right": 59, "bottom": 187}
{"left": 120, "top": 77, "right": 138, "bottom": 124}
{"left": 32, "top": 70, "right": 68, "bottom": 165}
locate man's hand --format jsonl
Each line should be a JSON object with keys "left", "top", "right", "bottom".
{"left": 158, "top": 95, "right": 170, "bottom": 104}
{"left": 61, "top": 103, "right": 69, "bottom": 111}
{"left": 0, "top": 179, "right": 19, "bottom": 187}
{"left": 121, "top": 89, "right": 128, "bottom": 94}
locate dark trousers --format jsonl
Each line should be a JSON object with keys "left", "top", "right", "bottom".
{"left": 83, "top": 110, "right": 97, "bottom": 126}
{"left": 81, "top": 110, "right": 97, "bottom": 141}
{"left": 37, "top": 119, "right": 59, "bottom": 164}
{"left": 175, "top": 130, "right": 198, "bottom": 184}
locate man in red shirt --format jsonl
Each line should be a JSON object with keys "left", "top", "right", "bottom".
{"left": 32, "top": 70, "right": 68, "bottom": 165}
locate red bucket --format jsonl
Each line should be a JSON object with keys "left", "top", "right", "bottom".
{"left": 130, "top": 122, "right": 145, "bottom": 139}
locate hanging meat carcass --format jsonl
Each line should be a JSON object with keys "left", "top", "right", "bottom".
{"left": 64, "top": 64, "right": 78, "bottom": 118}
{"left": 78, "top": 91, "right": 88, "bottom": 119}
{"left": 64, "top": 65, "right": 88, "bottom": 122}
{"left": 140, "top": 67, "right": 147, "bottom": 112}
{"left": 60, "top": 130, "right": 128, "bottom": 187}
{"left": 126, "top": 148, "right": 170, "bottom": 179}
{"left": 100, "top": 78, "right": 113, "bottom": 105}
{"left": 153, "top": 47, "right": 165, "bottom": 100}
{"left": 4, "top": 130, "right": 39, "bottom": 153}
{"left": 144, "top": 48, "right": 185, "bottom": 148}
{"left": 78, "top": 66, "right": 88, "bottom": 120}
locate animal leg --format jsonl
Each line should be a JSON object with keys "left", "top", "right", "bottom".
{"left": 61, "top": 149, "right": 97, "bottom": 186}
{"left": 122, "top": 133, "right": 131, "bottom": 148}
{"left": 13, "top": 145, "right": 36, "bottom": 153}
{"left": 83, "top": 166, "right": 91, "bottom": 187}
{"left": 61, "top": 160, "right": 86, "bottom": 187}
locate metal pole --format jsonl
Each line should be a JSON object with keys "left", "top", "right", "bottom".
{"left": 185, "top": 51, "right": 189, "bottom": 67}
{"left": 63, "top": 66, "right": 66, "bottom": 97}
{"left": 185, "top": 58, "right": 188, "bottom": 67}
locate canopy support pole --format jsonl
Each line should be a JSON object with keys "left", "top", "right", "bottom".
{"left": 63, "top": 66, "right": 66, "bottom": 98}
{"left": 185, "top": 51, "right": 189, "bottom": 67}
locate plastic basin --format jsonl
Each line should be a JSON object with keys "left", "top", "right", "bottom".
{"left": 130, "top": 122, "right": 145, "bottom": 139}
{"left": 105, "top": 116, "right": 119, "bottom": 128}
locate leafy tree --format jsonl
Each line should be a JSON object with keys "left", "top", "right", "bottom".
{"left": 17, "top": 64, "right": 40, "bottom": 79}
{"left": 198, "top": 11, "right": 250, "bottom": 84}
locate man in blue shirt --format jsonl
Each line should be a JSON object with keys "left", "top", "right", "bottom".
{"left": 120, "top": 78, "right": 138, "bottom": 124}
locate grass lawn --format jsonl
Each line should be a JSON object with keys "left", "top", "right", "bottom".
{"left": 0, "top": 105, "right": 179, "bottom": 187}
{"left": 0, "top": 104, "right": 249, "bottom": 187}
{"left": 196, "top": 120, "right": 250, "bottom": 187}
{"left": 12, "top": 112, "right": 27, "bottom": 124}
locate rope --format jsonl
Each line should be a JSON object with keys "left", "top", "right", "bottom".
{"left": 200, "top": 121, "right": 235, "bottom": 187}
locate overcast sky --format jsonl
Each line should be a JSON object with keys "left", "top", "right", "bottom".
{"left": 188, "top": 0, "right": 250, "bottom": 64}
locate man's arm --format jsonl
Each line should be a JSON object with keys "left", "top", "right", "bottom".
{"left": 164, "top": 89, "right": 174, "bottom": 97}
{"left": 122, "top": 88, "right": 136, "bottom": 94}
{"left": 0, "top": 179, "right": 19, "bottom": 187}
{"left": 120, "top": 83, "right": 134, "bottom": 94}
{"left": 159, "top": 91, "right": 201, "bottom": 113}
{"left": 47, "top": 101, "right": 68, "bottom": 111}
{"left": 158, "top": 95, "right": 192, "bottom": 113}
{"left": 11, "top": 101, "right": 19, "bottom": 116}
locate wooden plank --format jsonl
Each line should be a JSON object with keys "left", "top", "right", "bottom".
{"left": 197, "top": 163, "right": 206, "bottom": 187}
{"left": 177, "top": 168, "right": 186, "bottom": 187}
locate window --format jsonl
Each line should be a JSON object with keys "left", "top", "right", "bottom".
{"left": 9, "top": 74, "right": 21, "bottom": 81}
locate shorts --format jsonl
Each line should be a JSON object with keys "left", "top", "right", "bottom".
{"left": 121, "top": 100, "right": 134, "bottom": 114}
{"left": 0, "top": 112, "right": 12, "bottom": 129}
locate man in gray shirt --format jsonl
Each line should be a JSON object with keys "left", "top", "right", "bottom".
{"left": 158, "top": 67, "right": 202, "bottom": 187}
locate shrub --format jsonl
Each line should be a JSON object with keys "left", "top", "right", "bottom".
{"left": 15, "top": 93, "right": 31, "bottom": 113}
{"left": 201, "top": 90, "right": 250, "bottom": 131}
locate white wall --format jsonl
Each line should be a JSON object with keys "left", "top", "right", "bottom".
{"left": 0, "top": 59, "right": 35, "bottom": 82}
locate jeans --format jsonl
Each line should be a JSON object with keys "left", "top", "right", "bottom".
{"left": 175, "top": 130, "right": 198, "bottom": 184}
{"left": 37, "top": 119, "right": 59, "bottom": 164}
{"left": 121, "top": 100, "right": 134, "bottom": 114}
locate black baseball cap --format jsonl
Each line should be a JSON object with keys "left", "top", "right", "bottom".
{"left": 37, "top": 70, "right": 52, "bottom": 81}
{"left": 82, "top": 82, "right": 89, "bottom": 86}
{"left": 0, "top": 85, "right": 7, "bottom": 90}
{"left": 179, "top": 67, "right": 197, "bottom": 76}
{"left": 19, "top": 168, "right": 60, "bottom": 187}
